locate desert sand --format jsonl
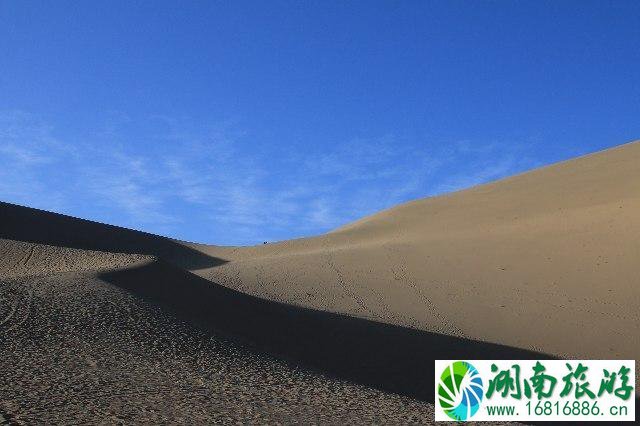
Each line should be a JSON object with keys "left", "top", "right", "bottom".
{"left": 1, "top": 140, "right": 638, "bottom": 423}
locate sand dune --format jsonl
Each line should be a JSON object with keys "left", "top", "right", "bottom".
{"left": 192, "top": 140, "right": 640, "bottom": 361}
{"left": 0, "top": 215, "right": 435, "bottom": 423}
{"left": 1, "top": 140, "right": 639, "bottom": 423}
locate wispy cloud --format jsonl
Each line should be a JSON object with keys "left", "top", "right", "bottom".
{"left": 0, "top": 111, "right": 539, "bottom": 245}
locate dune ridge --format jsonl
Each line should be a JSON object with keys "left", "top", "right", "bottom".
{"left": 191, "top": 140, "right": 640, "bottom": 360}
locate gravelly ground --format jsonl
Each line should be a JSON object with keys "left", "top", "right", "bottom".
{"left": 1, "top": 269, "right": 437, "bottom": 424}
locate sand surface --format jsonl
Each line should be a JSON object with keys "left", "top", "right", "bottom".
{"left": 0, "top": 260, "right": 433, "bottom": 424}
{"left": 1, "top": 140, "right": 639, "bottom": 423}
{"left": 193, "top": 140, "right": 640, "bottom": 361}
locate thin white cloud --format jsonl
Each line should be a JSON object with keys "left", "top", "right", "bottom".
{"left": 0, "top": 111, "right": 539, "bottom": 245}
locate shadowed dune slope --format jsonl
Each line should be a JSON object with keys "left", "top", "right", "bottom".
{"left": 0, "top": 201, "right": 225, "bottom": 270}
{"left": 1, "top": 213, "right": 443, "bottom": 422}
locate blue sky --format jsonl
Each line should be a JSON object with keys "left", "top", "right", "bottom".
{"left": 1, "top": 1, "right": 639, "bottom": 245}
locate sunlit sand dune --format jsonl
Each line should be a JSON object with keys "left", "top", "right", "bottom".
{"left": 194, "top": 140, "right": 640, "bottom": 362}
{"left": 1, "top": 140, "right": 638, "bottom": 423}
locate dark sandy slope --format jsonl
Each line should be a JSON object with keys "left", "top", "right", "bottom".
{"left": 2, "top": 140, "right": 639, "bottom": 424}
{"left": 0, "top": 213, "right": 439, "bottom": 424}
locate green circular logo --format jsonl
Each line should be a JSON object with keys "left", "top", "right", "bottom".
{"left": 438, "top": 361, "right": 484, "bottom": 421}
